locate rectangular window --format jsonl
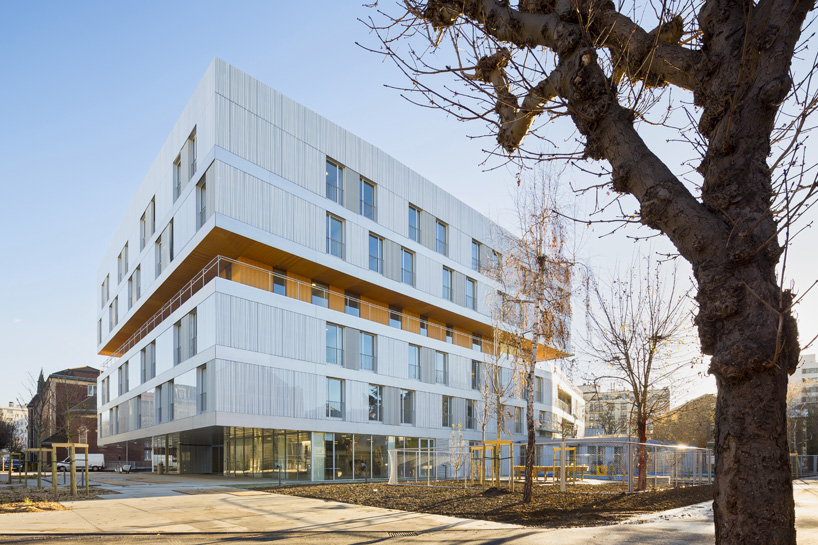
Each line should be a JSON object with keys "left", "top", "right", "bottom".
{"left": 472, "top": 360, "right": 482, "bottom": 390}
{"left": 117, "top": 244, "right": 128, "bottom": 284}
{"left": 326, "top": 324, "right": 344, "bottom": 365}
{"left": 88, "top": 384, "right": 97, "bottom": 397}
{"left": 273, "top": 268, "right": 287, "bottom": 296}
{"left": 326, "top": 214, "right": 344, "bottom": 258}
{"left": 128, "top": 267, "right": 141, "bottom": 309}
{"left": 472, "top": 333, "right": 482, "bottom": 351}
{"left": 97, "top": 319, "right": 102, "bottom": 344}
{"left": 419, "top": 317, "right": 428, "bottom": 337}
{"left": 369, "top": 384, "right": 383, "bottom": 422}
{"left": 408, "top": 345, "right": 420, "bottom": 380}
{"left": 466, "top": 278, "right": 477, "bottom": 310}
{"left": 536, "top": 377, "right": 544, "bottom": 403}
{"left": 408, "top": 205, "right": 420, "bottom": 242}
{"left": 360, "top": 332, "right": 376, "bottom": 371}
{"left": 442, "top": 268, "right": 452, "bottom": 301}
{"left": 472, "top": 240, "right": 481, "bottom": 271}
{"left": 100, "top": 275, "right": 109, "bottom": 309}
{"left": 141, "top": 341, "right": 156, "bottom": 383}
{"left": 466, "top": 400, "right": 475, "bottom": 429}
{"left": 442, "top": 396, "right": 453, "bottom": 427}
{"left": 197, "top": 364, "right": 207, "bottom": 413}
{"left": 360, "top": 178, "right": 376, "bottom": 220}
{"left": 389, "top": 307, "right": 402, "bottom": 329}
{"left": 173, "top": 156, "right": 182, "bottom": 202}
{"left": 197, "top": 180, "right": 207, "bottom": 228}
{"left": 189, "top": 130, "right": 197, "bottom": 179}
{"left": 446, "top": 326, "right": 453, "bottom": 344}
{"left": 435, "top": 351, "right": 448, "bottom": 385}
{"left": 400, "top": 389, "right": 414, "bottom": 425}
{"left": 109, "top": 297, "right": 118, "bottom": 329}
{"left": 326, "top": 159, "right": 343, "bottom": 204}
{"left": 401, "top": 248, "right": 414, "bottom": 286}
{"left": 345, "top": 293, "right": 360, "bottom": 317}
{"left": 368, "top": 234, "right": 383, "bottom": 273}
{"left": 155, "top": 221, "right": 173, "bottom": 277}
{"left": 515, "top": 407, "right": 523, "bottom": 434}
{"left": 173, "top": 310, "right": 196, "bottom": 365}
{"left": 312, "top": 282, "right": 329, "bottom": 307}
{"left": 435, "top": 220, "right": 448, "bottom": 255}
{"left": 326, "top": 378, "right": 344, "bottom": 418}
{"left": 140, "top": 198, "right": 155, "bottom": 250}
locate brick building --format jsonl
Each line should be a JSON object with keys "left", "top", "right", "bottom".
{"left": 27, "top": 367, "right": 115, "bottom": 462}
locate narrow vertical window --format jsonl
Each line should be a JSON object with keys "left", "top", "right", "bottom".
{"left": 445, "top": 325, "right": 453, "bottom": 344}
{"left": 273, "top": 268, "right": 287, "bottom": 296}
{"left": 101, "top": 275, "right": 108, "bottom": 309}
{"left": 360, "top": 178, "right": 376, "bottom": 220}
{"left": 442, "top": 396, "right": 452, "bottom": 427}
{"left": 400, "top": 389, "right": 414, "bottom": 424}
{"left": 326, "top": 324, "right": 344, "bottom": 365}
{"left": 360, "top": 332, "right": 376, "bottom": 371}
{"left": 173, "top": 156, "right": 182, "bottom": 202}
{"left": 419, "top": 317, "right": 428, "bottom": 337}
{"left": 326, "top": 214, "right": 344, "bottom": 258}
{"left": 435, "top": 351, "right": 448, "bottom": 385}
{"left": 408, "top": 205, "right": 420, "bottom": 242}
{"left": 466, "top": 278, "right": 477, "bottom": 310}
{"left": 326, "top": 159, "right": 343, "bottom": 204}
{"left": 326, "top": 378, "right": 344, "bottom": 418}
{"left": 466, "top": 400, "right": 475, "bottom": 429}
{"left": 442, "top": 268, "right": 453, "bottom": 301}
{"left": 189, "top": 129, "right": 197, "bottom": 178}
{"left": 368, "top": 384, "right": 383, "bottom": 422}
{"left": 401, "top": 249, "right": 414, "bottom": 286}
{"left": 408, "top": 345, "right": 420, "bottom": 380}
{"left": 197, "top": 180, "right": 207, "bottom": 228}
{"left": 435, "top": 220, "right": 448, "bottom": 255}
{"left": 118, "top": 244, "right": 128, "bottom": 284}
{"left": 368, "top": 234, "right": 383, "bottom": 273}
{"left": 472, "top": 360, "right": 482, "bottom": 390}
{"left": 472, "top": 240, "right": 481, "bottom": 270}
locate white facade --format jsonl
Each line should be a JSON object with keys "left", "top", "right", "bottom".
{"left": 96, "top": 59, "right": 581, "bottom": 478}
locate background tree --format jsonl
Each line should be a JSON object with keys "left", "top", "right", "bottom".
{"left": 493, "top": 172, "right": 573, "bottom": 502}
{"left": 653, "top": 393, "right": 716, "bottom": 448}
{"left": 365, "top": 0, "right": 815, "bottom": 541}
{"left": 0, "top": 419, "right": 24, "bottom": 453}
{"left": 479, "top": 337, "right": 516, "bottom": 487}
{"left": 786, "top": 381, "right": 808, "bottom": 455}
{"left": 585, "top": 256, "right": 690, "bottom": 489}
{"left": 596, "top": 402, "right": 629, "bottom": 436}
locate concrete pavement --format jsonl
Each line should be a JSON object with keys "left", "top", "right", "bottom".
{"left": 0, "top": 473, "right": 815, "bottom": 544}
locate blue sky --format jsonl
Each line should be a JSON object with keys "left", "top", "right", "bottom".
{"left": 1, "top": 1, "right": 813, "bottom": 408}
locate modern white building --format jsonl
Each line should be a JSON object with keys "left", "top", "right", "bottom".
{"left": 96, "top": 59, "right": 582, "bottom": 479}
{"left": 0, "top": 402, "right": 27, "bottom": 451}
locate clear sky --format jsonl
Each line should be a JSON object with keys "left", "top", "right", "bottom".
{"left": 1, "top": 2, "right": 814, "bottom": 409}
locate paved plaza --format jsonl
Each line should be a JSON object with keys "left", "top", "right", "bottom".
{"left": 0, "top": 473, "right": 815, "bottom": 544}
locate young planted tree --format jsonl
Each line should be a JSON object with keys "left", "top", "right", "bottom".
{"left": 478, "top": 339, "right": 516, "bottom": 487}
{"left": 494, "top": 174, "right": 572, "bottom": 502}
{"left": 586, "top": 257, "right": 689, "bottom": 489}
{"left": 364, "top": 1, "right": 816, "bottom": 541}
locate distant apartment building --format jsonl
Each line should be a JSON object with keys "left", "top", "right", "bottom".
{"left": 796, "top": 354, "right": 818, "bottom": 403}
{"left": 0, "top": 402, "right": 28, "bottom": 451}
{"left": 95, "top": 59, "right": 582, "bottom": 479}
{"left": 27, "top": 367, "right": 114, "bottom": 461}
{"left": 580, "top": 384, "right": 670, "bottom": 437}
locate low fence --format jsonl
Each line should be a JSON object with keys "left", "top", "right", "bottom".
{"left": 388, "top": 440, "right": 715, "bottom": 493}
{"left": 792, "top": 455, "right": 818, "bottom": 478}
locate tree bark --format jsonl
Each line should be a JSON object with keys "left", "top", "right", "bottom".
{"left": 637, "top": 415, "right": 647, "bottom": 491}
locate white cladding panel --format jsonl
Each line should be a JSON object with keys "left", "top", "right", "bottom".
{"left": 346, "top": 380, "right": 369, "bottom": 424}
{"left": 345, "top": 222, "right": 368, "bottom": 270}
{"left": 214, "top": 162, "right": 323, "bottom": 252}
{"left": 377, "top": 336, "right": 408, "bottom": 380}
{"left": 215, "top": 293, "right": 324, "bottom": 363}
{"left": 213, "top": 359, "right": 322, "bottom": 418}
{"left": 155, "top": 327, "right": 173, "bottom": 377}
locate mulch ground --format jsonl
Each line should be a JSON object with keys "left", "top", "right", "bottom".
{"left": 0, "top": 486, "right": 116, "bottom": 513}
{"left": 258, "top": 481, "right": 713, "bottom": 528}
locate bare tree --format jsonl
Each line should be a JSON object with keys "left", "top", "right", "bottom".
{"left": 480, "top": 343, "right": 516, "bottom": 487}
{"left": 364, "top": 0, "right": 816, "bottom": 540}
{"left": 586, "top": 256, "right": 689, "bottom": 489}
{"left": 786, "top": 381, "right": 808, "bottom": 455}
{"left": 494, "top": 172, "right": 573, "bottom": 501}
{"left": 0, "top": 419, "right": 24, "bottom": 453}
{"left": 596, "top": 403, "right": 629, "bottom": 436}
{"left": 653, "top": 393, "right": 716, "bottom": 448}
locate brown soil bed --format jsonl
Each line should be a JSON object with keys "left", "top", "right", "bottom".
{"left": 259, "top": 482, "right": 713, "bottom": 528}
{"left": 0, "top": 486, "right": 116, "bottom": 514}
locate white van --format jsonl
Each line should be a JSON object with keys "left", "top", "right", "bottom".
{"left": 55, "top": 453, "right": 105, "bottom": 472}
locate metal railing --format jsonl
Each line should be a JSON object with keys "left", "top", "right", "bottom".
{"left": 104, "top": 255, "right": 514, "bottom": 370}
